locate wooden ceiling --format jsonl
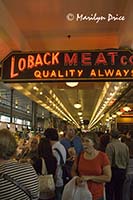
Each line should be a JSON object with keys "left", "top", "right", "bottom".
{"left": 0, "top": 0, "right": 133, "bottom": 127}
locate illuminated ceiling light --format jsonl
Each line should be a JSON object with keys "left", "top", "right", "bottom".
{"left": 74, "top": 102, "right": 81, "bottom": 109}
{"left": 106, "top": 118, "right": 109, "bottom": 122}
{"left": 53, "top": 94, "right": 56, "bottom": 98}
{"left": 33, "top": 86, "right": 39, "bottom": 91}
{"left": 123, "top": 105, "right": 131, "bottom": 112}
{"left": 14, "top": 85, "right": 24, "bottom": 90}
{"left": 26, "top": 105, "right": 30, "bottom": 114}
{"left": 116, "top": 111, "right": 123, "bottom": 116}
{"left": 109, "top": 92, "right": 114, "bottom": 96}
{"left": 49, "top": 90, "right": 52, "bottom": 95}
{"left": 114, "top": 86, "right": 119, "bottom": 91}
{"left": 66, "top": 82, "right": 79, "bottom": 87}
{"left": 102, "top": 104, "right": 106, "bottom": 107}
{"left": 112, "top": 114, "right": 117, "bottom": 118}
{"left": 15, "top": 99, "right": 18, "bottom": 108}
{"left": 42, "top": 112, "right": 44, "bottom": 116}
{"left": 37, "top": 100, "right": 43, "bottom": 104}
{"left": 40, "top": 91, "right": 43, "bottom": 95}
{"left": 74, "top": 89, "right": 81, "bottom": 109}
{"left": 78, "top": 111, "right": 82, "bottom": 116}
{"left": 106, "top": 97, "right": 111, "bottom": 101}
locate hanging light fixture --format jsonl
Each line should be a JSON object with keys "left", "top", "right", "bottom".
{"left": 116, "top": 111, "right": 123, "bottom": 116}
{"left": 123, "top": 105, "right": 131, "bottom": 112}
{"left": 66, "top": 82, "right": 79, "bottom": 87}
{"left": 15, "top": 99, "right": 18, "bottom": 108}
{"left": 74, "top": 89, "right": 81, "bottom": 109}
{"left": 112, "top": 114, "right": 117, "bottom": 118}
{"left": 74, "top": 102, "right": 81, "bottom": 109}
{"left": 78, "top": 111, "right": 82, "bottom": 116}
{"left": 26, "top": 104, "right": 30, "bottom": 113}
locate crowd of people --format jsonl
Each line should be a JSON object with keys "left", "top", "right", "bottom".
{"left": 0, "top": 125, "right": 133, "bottom": 200}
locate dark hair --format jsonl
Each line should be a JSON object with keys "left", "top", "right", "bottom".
{"left": 83, "top": 131, "right": 99, "bottom": 149}
{"left": 99, "top": 134, "right": 110, "bottom": 152}
{"left": 38, "top": 137, "right": 53, "bottom": 158}
{"left": 110, "top": 130, "right": 120, "bottom": 139}
{"left": 44, "top": 128, "right": 59, "bottom": 141}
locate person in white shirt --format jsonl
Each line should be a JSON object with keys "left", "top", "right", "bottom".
{"left": 44, "top": 128, "right": 66, "bottom": 200}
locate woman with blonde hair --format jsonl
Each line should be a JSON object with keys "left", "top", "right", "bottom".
{"left": 0, "top": 128, "right": 39, "bottom": 200}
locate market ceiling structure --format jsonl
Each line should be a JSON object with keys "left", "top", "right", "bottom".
{"left": 0, "top": 0, "right": 133, "bottom": 128}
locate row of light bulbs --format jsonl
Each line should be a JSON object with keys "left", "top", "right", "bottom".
{"left": 15, "top": 99, "right": 30, "bottom": 114}
{"left": 107, "top": 105, "right": 131, "bottom": 120}
{"left": 88, "top": 82, "right": 130, "bottom": 129}
{"left": 33, "top": 86, "right": 79, "bottom": 127}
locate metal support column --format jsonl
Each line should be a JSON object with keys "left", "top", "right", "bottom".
{"left": 32, "top": 101, "right": 37, "bottom": 131}
{"left": 10, "top": 88, "right": 14, "bottom": 123}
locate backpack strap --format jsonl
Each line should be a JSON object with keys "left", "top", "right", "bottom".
{"left": 54, "top": 148, "right": 65, "bottom": 165}
{"left": 0, "top": 173, "right": 33, "bottom": 199}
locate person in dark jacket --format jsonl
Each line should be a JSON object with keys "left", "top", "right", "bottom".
{"left": 33, "top": 137, "right": 57, "bottom": 200}
{"left": 105, "top": 130, "right": 129, "bottom": 200}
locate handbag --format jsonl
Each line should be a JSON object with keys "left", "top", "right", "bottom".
{"left": 39, "top": 158, "right": 55, "bottom": 198}
{"left": 0, "top": 172, "right": 33, "bottom": 199}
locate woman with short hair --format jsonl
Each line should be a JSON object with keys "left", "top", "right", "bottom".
{"left": 71, "top": 132, "right": 111, "bottom": 200}
{"left": 0, "top": 128, "right": 39, "bottom": 200}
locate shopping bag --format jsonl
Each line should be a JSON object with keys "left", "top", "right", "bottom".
{"left": 39, "top": 174, "right": 55, "bottom": 193}
{"left": 62, "top": 176, "right": 92, "bottom": 200}
{"left": 39, "top": 158, "right": 55, "bottom": 199}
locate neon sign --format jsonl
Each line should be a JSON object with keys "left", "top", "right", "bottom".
{"left": 1, "top": 49, "right": 133, "bottom": 82}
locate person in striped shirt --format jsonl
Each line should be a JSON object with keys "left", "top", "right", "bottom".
{"left": 0, "top": 128, "right": 39, "bottom": 200}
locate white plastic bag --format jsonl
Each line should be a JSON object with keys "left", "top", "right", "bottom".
{"left": 62, "top": 176, "right": 92, "bottom": 200}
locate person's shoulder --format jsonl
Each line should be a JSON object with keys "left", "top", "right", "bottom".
{"left": 54, "top": 141, "right": 66, "bottom": 151}
{"left": 74, "top": 135, "right": 81, "bottom": 139}
{"left": 3, "top": 160, "right": 36, "bottom": 174}
{"left": 98, "top": 151, "right": 110, "bottom": 164}
{"left": 18, "top": 161, "right": 33, "bottom": 169}
{"left": 121, "top": 141, "right": 130, "bottom": 149}
{"left": 60, "top": 137, "right": 68, "bottom": 143}
{"left": 98, "top": 151, "right": 108, "bottom": 157}
{"left": 106, "top": 141, "right": 114, "bottom": 148}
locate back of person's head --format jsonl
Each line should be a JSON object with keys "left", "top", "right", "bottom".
{"left": 129, "top": 130, "right": 133, "bottom": 139}
{"left": 110, "top": 130, "right": 120, "bottom": 139}
{"left": 38, "top": 137, "right": 53, "bottom": 158}
{"left": 30, "top": 137, "right": 38, "bottom": 151}
{"left": 95, "top": 131, "right": 104, "bottom": 138}
{"left": 99, "top": 133, "right": 110, "bottom": 152}
{"left": 100, "top": 134, "right": 110, "bottom": 145}
{"left": 44, "top": 128, "right": 59, "bottom": 141}
{"left": 0, "top": 129, "right": 17, "bottom": 159}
